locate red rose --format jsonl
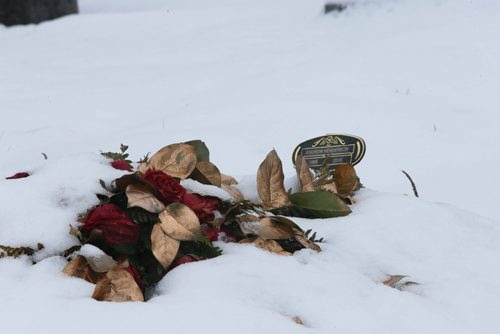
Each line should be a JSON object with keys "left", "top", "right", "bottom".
{"left": 6, "top": 172, "right": 30, "bottom": 179}
{"left": 169, "top": 255, "right": 198, "bottom": 270}
{"left": 182, "top": 193, "right": 220, "bottom": 222}
{"left": 111, "top": 160, "right": 132, "bottom": 172}
{"left": 81, "top": 204, "right": 140, "bottom": 246}
{"left": 201, "top": 224, "right": 220, "bottom": 242}
{"left": 143, "top": 169, "right": 186, "bottom": 205}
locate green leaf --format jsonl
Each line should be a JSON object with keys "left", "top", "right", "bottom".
{"left": 185, "top": 139, "right": 210, "bottom": 162}
{"left": 288, "top": 191, "right": 351, "bottom": 218}
{"left": 126, "top": 207, "right": 160, "bottom": 225}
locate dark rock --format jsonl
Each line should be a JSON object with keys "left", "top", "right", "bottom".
{"left": 324, "top": 2, "right": 350, "bottom": 14}
{"left": 0, "top": 0, "right": 78, "bottom": 27}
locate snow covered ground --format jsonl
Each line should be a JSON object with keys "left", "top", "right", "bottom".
{"left": 1, "top": 0, "right": 500, "bottom": 333}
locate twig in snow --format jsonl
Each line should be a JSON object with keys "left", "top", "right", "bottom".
{"left": 401, "top": 170, "right": 419, "bottom": 198}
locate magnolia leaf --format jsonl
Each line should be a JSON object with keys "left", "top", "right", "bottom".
{"left": 62, "top": 256, "right": 104, "bottom": 284}
{"left": 221, "top": 174, "right": 238, "bottom": 186}
{"left": 190, "top": 161, "right": 222, "bottom": 187}
{"left": 288, "top": 191, "right": 351, "bottom": 218}
{"left": 166, "top": 203, "right": 200, "bottom": 234}
{"left": 185, "top": 139, "right": 210, "bottom": 162}
{"left": 146, "top": 143, "right": 197, "bottom": 179}
{"left": 295, "top": 155, "right": 315, "bottom": 192}
{"left": 253, "top": 238, "right": 291, "bottom": 256}
{"left": 257, "top": 149, "right": 288, "bottom": 208}
{"left": 151, "top": 223, "right": 180, "bottom": 268}
{"left": 92, "top": 268, "right": 144, "bottom": 302}
{"left": 126, "top": 183, "right": 165, "bottom": 213}
{"left": 333, "top": 164, "right": 358, "bottom": 196}
{"left": 238, "top": 215, "right": 295, "bottom": 240}
{"left": 222, "top": 185, "right": 245, "bottom": 201}
{"left": 294, "top": 234, "right": 321, "bottom": 252}
{"left": 383, "top": 275, "right": 407, "bottom": 287}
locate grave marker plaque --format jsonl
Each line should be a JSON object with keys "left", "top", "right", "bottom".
{"left": 292, "top": 134, "right": 366, "bottom": 171}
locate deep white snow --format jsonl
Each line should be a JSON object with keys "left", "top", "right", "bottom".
{"left": 1, "top": 0, "right": 500, "bottom": 333}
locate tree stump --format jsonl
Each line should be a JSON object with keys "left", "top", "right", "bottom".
{"left": 0, "top": 0, "right": 78, "bottom": 27}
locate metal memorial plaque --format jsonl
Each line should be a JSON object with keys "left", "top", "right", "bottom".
{"left": 292, "top": 134, "right": 366, "bottom": 171}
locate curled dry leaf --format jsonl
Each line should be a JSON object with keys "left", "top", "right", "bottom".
{"left": 253, "top": 238, "right": 291, "bottom": 256}
{"left": 159, "top": 203, "right": 200, "bottom": 241}
{"left": 62, "top": 256, "right": 105, "bottom": 284}
{"left": 92, "top": 268, "right": 144, "bottom": 302}
{"left": 190, "top": 161, "right": 222, "bottom": 187}
{"left": 333, "top": 164, "right": 358, "bottom": 196}
{"left": 256, "top": 149, "right": 288, "bottom": 209}
{"left": 295, "top": 155, "right": 315, "bottom": 192}
{"left": 151, "top": 223, "right": 180, "bottom": 268}
{"left": 146, "top": 143, "right": 197, "bottom": 179}
{"left": 221, "top": 174, "right": 238, "bottom": 186}
{"left": 294, "top": 234, "right": 321, "bottom": 252}
{"left": 238, "top": 215, "right": 296, "bottom": 240}
{"left": 126, "top": 183, "right": 165, "bottom": 213}
{"left": 383, "top": 275, "right": 407, "bottom": 288}
{"left": 222, "top": 184, "right": 245, "bottom": 201}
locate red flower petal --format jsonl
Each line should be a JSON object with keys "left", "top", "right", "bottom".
{"left": 111, "top": 160, "right": 133, "bottom": 172}
{"left": 6, "top": 172, "right": 30, "bottom": 180}
{"left": 81, "top": 204, "right": 139, "bottom": 246}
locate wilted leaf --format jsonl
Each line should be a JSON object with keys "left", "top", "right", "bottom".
{"left": 294, "top": 234, "right": 321, "bottom": 252}
{"left": 253, "top": 238, "right": 291, "bottom": 256}
{"left": 333, "top": 164, "right": 358, "bottom": 196}
{"left": 295, "top": 155, "right": 314, "bottom": 192}
{"left": 160, "top": 203, "right": 200, "bottom": 240}
{"left": 221, "top": 174, "right": 238, "bottom": 186}
{"left": 92, "top": 268, "right": 144, "bottom": 302}
{"left": 288, "top": 191, "right": 351, "bottom": 218}
{"left": 185, "top": 139, "right": 210, "bottom": 162}
{"left": 257, "top": 149, "right": 288, "bottom": 208}
{"left": 62, "top": 256, "right": 104, "bottom": 284}
{"left": 189, "top": 161, "right": 222, "bottom": 187}
{"left": 146, "top": 143, "right": 197, "bottom": 179}
{"left": 151, "top": 223, "right": 180, "bottom": 268}
{"left": 126, "top": 183, "right": 165, "bottom": 213}
{"left": 383, "top": 275, "right": 407, "bottom": 287}
{"left": 237, "top": 215, "right": 295, "bottom": 240}
{"left": 222, "top": 184, "right": 245, "bottom": 201}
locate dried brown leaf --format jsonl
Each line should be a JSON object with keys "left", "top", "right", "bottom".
{"left": 295, "top": 155, "right": 315, "bottom": 192}
{"left": 333, "top": 164, "right": 358, "bottom": 196}
{"left": 292, "top": 316, "right": 304, "bottom": 325}
{"left": 383, "top": 275, "right": 407, "bottom": 287}
{"left": 62, "top": 256, "right": 104, "bottom": 284}
{"left": 92, "top": 268, "right": 144, "bottom": 302}
{"left": 238, "top": 216, "right": 295, "bottom": 240}
{"left": 319, "top": 182, "right": 337, "bottom": 193}
{"left": 151, "top": 223, "right": 180, "bottom": 268}
{"left": 222, "top": 184, "right": 245, "bottom": 201}
{"left": 190, "top": 161, "right": 222, "bottom": 187}
{"left": 160, "top": 203, "right": 200, "bottom": 240}
{"left": 294, "top": 234, "right": 322, "bottom": 252}
{"left": 126, "top": 183, "right": 165, "bottom": 213}
{"left": 253, "top": 238, "right": 291, "bottom": 256}
{"left": 404, "top": 281, "right": 419, "bottom": 287}
{"left": 221, "top": 174, "right": 238, "bottom": 186}
{"left": 256, "top": 149, "right": 288, "bottom": 208}
{"left": 146, "top": 143, "right": 197, "bottom": 179}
